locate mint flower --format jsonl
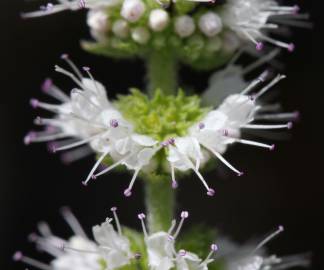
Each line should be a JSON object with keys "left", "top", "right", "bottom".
{"left": 13, "top": 207, "right": 133, "bottom": 270}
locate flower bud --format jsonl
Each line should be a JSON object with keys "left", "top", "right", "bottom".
{"left": 174, "top": 15, "right": 195, "bottom": 38}
{"left": 149, "top": 9, "right": 169, "bottom": 32}
{"left": 87, "top": 9, "right": 109, "bottom": 33}
{"left": 112, "top": 19, "right": 129, "bottom": 38}
{"left": 121, "top": 0, "right": 146, "bottom": 23}
{"left": 199, "top": 12, "right": 223, "bottom": 37}
{"left": 131, "top": 26, "right": 150, "bottom": 44}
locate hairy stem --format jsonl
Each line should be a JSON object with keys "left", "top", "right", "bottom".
{"left": 146, "top": 50, "right": 178, "bottom": 96}
{"left": 145, "top": 177, "right": 175, "bottom": 233}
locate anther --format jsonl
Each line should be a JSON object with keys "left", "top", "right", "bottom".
{"left": 110, "top": 119, "right": 119, "bottom": 128}
{"left": 211, "top": 243, "right": 218, "bottom": 252}
{"left": 172, "top": 180, "right": 178, "bottom": 189}
{"left": 30, "top": 98, "right": 39, "bottom": 109}
{"left": 124, "top": 188, "right": 132, "bottom": 197}
{"left": 41, "top": 78, "right": 53, "bottom": 93}
{"left": 207, "top": 188, "right": 215, "bottom": 197}
{"left": 199, "top": 123, "right": 205, "bottom": 130}
{"left": 134, "top": 253, "right": 142, "bottom": 260}
{"left": 138, "top": 213, "right": 146, "bottom": 220}
{"left": 13, "top": 251, "right": 23, "bottom": 261}
{"left": 287, "top": 122, "right": 293, "bottom": 129}
{"left": 256, "top": 42, "right": 264, "bottom": 51}
{"left": 179, "top": 249, "right": 187, "bottom": 257}
{"left": 288, "top": 43, "right": 295, "bottom": 52}
{"left": 181, "top": 211, "right": 189, "bottom": 219}
{"left": 270, "top": 144, "right": 276, "bottom": 151}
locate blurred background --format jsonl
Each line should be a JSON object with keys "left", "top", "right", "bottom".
{"left": 1, "top": 0, "right": 323, "bottom": 269}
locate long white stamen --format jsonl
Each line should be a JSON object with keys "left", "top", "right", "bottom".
{"left": 62, "top": 244, "right": 99, "bottom": 254}
{"left": 111, "top": 207, "right": 122, "bottom": 235}
{"left": 254, "top": 74, "right": 286, "bottom": 99}
{"left": 61, "top": 54, "right": 83, "bottom": 80}
{"left": 55, "top": 65, "right": 85, "bottom": 90}
{"left": 31, "top": 99, "right": 61, "bottom": 112}
{"left": 83, "top": 67, "right": 100, "bottom": 93}
{"left": 61, "top": 146, "right": 93, "bottom": 164}
{"left": 170, "top": 163, "right": 178, "bottom": 189}
{"left": 173, "top": 211, "right": 189, "bottom": 239}
{"left": 42, "top": 80, "right": 70, "bottom": 102}
{"left": 25, "top": 132, "right": 67, "bottom": 144}
{"left": 53, "top": 133, "right": 103, "bottom": 152}
{"left": 168, "top": 219, "right": 177, "bottom": 235}
{"left": 252, "top": 225, "right": 284, "bottom": 253}
{"left": 137, "top": 213, "right": 148, "bottom": 238}
{"left": 208, "top": 147, "right": 243, "bottom": 176}
{"left": 83, "top": 149, "right": 110, "bottom": 186}
{"left": 201, "top": 244, "right": 218, "bottom": 265}
{"left": 60, "top": 207, "right": 88, "bottom": 238}
{"left": 94, "top": 153, "right": 133, "bottom": 177}
{"left": 124, "top": 168, "right": 140, "bottom": 197}
{"left": 13, "top": 252, "right": 52, "bottom": 270}
{"left": 241, "top": 72, "right": 268, "bottom": 95}
{"left": 38, "top": 222, "right": 53, "bottom": 237}
{"left": 235, "top": 139, "right": 275, "bottom": 150}
{"left": 242, "top": 123, "right": 292, "bottom": 130}
{"left": 255, "top": 112, "right": 299, "bottom": 121}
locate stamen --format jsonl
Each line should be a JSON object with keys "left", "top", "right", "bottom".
{"left": 179, "top": 249, "right": 187, "bottom": 257}
{"left": 173, "top": 211, "right": 189, "bottom": 239}
{"left": 168, "top": 219, "right": 177, "bottom": 235}
{"left": 252, "top": 225, "right": 284, "bottom": 253}
{"left": 110, "top": 119, "right": 119, "bottom": 128}
{"left": 111, "top": 207, "right": 122, "bottom": 235}
{"left": 60, "top": 206, "right": 88, "bottom": 238}
{"left": 61, "top": 54, "right": 83, "bottom": 80}
{"left": 234, "top": 138, "right": 275, "bottom": 151}
{"left": 61, "top": 243, "right": 99, "bottom": 254}
{"left": 41, "top": 78, "right": 69, "bottom": 102}
{"left": 82, "top": 149, "right": 110, "bottom": 186}
{"left": 242, "top": 123, "right": 293, "bottom": 130}
{"left": 137, "top": 213, "right": 148, "bottom": 238}
{"left": 255, "top": 111, "right": 300, "bottom": 122}
{"left": 55, "top": 65, "right": 85, "bottom": 90}
{"left": 209, "top": 148, "right": 243, "bottom": 176}
{"left": 254, "top": 74, "right": 286, "bottom": 99}
{"left": 241, "top": 71, "right": 269, "bottom": 95}
{"left": 13, "top": 251, "right": 52, "bottom": 270}
{"left": 124, "top": 169, "right": 140, "bottom": 197}
{"left": 30, "top": 98, "right": 61, "bottom": 112}
{"left": 202, "top": 244, "right": 218, "bottom": 265}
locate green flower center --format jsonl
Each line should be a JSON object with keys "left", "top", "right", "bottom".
{"left": 115, "top": 89, "right": 210, "bottom": 141}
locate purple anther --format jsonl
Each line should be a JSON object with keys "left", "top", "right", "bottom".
{"left": 111, "top": 206, "right": 117, "bottom": 211}
{"left": 168, "top": 138, "right": 175, "bottom": 145}
{"left": 124, "top": 189, "right": 132, "bottom": 197}
{"left": 287, "top": 122, "right": 293, "bottom": 129}
{"left": 238, "top": 171, "right": 244, "bottom": 177}
{"left": 278, "top": 225, "right": 284, "bottom": 231}
{"left": 270, "top": 144, "right": 276, "bottom": 151}
{"left": 41, "top": 78, "right": 53, "bottom": 93}
{"left": 82, "top": 66, "right": 90, "bottom": 71}
{"left": 287, "top": 43, "right": 295, "bottom": 53}
{"left": 134, "top": 253, "right": 142, "bottom": 260}
{"left": 256, "top": 42, "right": 264, "bottom": 51}
{"left": 211, "top": 244, "right": 218, "bottom": 251}
{"left": 181, "top": 211, "right": 189, "bottom": 219}
{"left": 172, "top": 180, "right": 178, "bottom": 189}
{"left": 293, "top": 5, "right": 300, "bottom": 14}
{"left": 138, "top": 213, "right": 146, "bottom": 220}
{"left": 30, "top": 98, "right": 39, "bottom": 109}
{"left": 81, "top": 181, "right": 88, "bottom": 186}
{"left": 198, "top": 122, "right": 205, "bottom": 130}
{"left": 12, "top": 251, "right": 23, "bottom": 261}
{"left": 179, "top": 250, "right": 187, "bottom": 257}
{"left": 207, "top": 188, "right": 215, "bottom": 197}
{"left": 110, "top": 119, "right": 119, "bottom": 128}
{"left": 60, "top": 53, "right": 69, "bottom": 60}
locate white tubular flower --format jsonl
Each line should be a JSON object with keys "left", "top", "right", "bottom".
{"left": 222, "top": 0, "right": 308, "bottom": 51}
{"left": 149, "top": 9, "right": 170, "bottom": 32}
{"left": 121, "top": 0, "right": 146, "bottom": 23}
{"left": 198, "top": 12, "right": 223, "bottom": 37}
{"left": 137, "top": 211, "right": 218, "bottom": 270}
{"left": 87, "top": 8, "right": 109, "bottom": 41}
{"left": 166, "top": 72, "right": 298, "bottom": 196}
{"left": 222, "top": 226, "right": 311, "bottom": 270}
{"left": 131, "top": 26, "right": 151, "bottom": 44}
{"left": 174, "top": 15, "right": 196, "bottom": 38}
{"left": 22, "top": 0, "right": 121, "bottom": 18}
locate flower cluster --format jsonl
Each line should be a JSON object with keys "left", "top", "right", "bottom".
{"left": 13, "top": 207, "right": 310, "bottom": 270}
{"left": 25, "top": 55, "right": 298, "bottom": 197}
{"left": 13, "top": 208, "right": 218, "bottom": 270}
{"left": 22, "top": 0, "right": 307, "bottom": 70}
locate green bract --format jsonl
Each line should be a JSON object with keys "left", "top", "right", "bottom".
{"left": 115, "top": 89, "right": 210, "bottom": 141}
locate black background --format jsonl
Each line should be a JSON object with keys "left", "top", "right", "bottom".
{"left": 1, "top": 0, "right": 323, "bottom": 269}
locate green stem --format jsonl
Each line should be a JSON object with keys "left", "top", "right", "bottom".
{"left": 146, "top": 50, "right": 178, "bottom": 96}
{"left": 145, "top": 178, "right": 175, "bottom": 233}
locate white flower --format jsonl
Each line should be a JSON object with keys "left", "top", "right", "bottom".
{"left": 22, "top": 0, "right": 121, "bottom": 18}
{"left": 25, "top": 55, "right": 159, "bottom": 197}
{"left": 166, "top": 72, "right": 298, "bottom": 196}
{"left": 121, "top": 0, "right": 146, "bottom": 22}
{"left": 137, "top": 211, "right": 217, "bottom": 270}
{"left": 13, "top": 207, "right": 137, "bottom": 270}
{"left": 198, "top": 12, "right": 223, "bottom": 37}
{"left": 149, "top": 9, "right": 170, "bottom": 32}
{"left": 220, "top": 226, "right": 311, "bottom": 270}
{"left": 174, "top": 15, "right": 196, "bottom": 38}
{"left": 222, "top": 0, "right": 308, "bottom": 51}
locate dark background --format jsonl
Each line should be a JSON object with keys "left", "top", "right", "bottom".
{"left": 1, "top": 0, "right": 323, "bottom": 269}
